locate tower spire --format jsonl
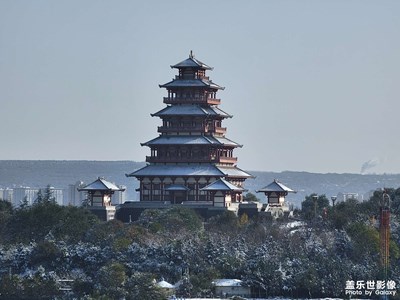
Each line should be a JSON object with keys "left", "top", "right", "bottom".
{"left": 189, "top": 50, "right": 194, "bottom": 58}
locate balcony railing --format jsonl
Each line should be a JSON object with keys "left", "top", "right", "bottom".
{"left": 163, "top": 96, "right": 221, "bottom": 105}
{"left": 146, "top": 156, "right": 237, "bottom": 164}
{"left": 214, "top": 127, "right": 227, "bottom": 134}
{"left": 158, "top": 125, "right": 205, "bottom": 133}
{"left": 218, "top": 157, "right": 237, "bottom": 164}
{"left": 146, "top": 156, "right": 214, "bottom": 163}
{"left": 174, "top": 75, "right": 210, "bottom": 80}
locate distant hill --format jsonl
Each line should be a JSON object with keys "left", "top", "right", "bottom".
{"left": 0, "top": 160, "right": 145, "bottom": 200}
{"left": 1, "top": 160, "right": 400, "bottom": 205}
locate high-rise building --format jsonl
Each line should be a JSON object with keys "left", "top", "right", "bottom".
{"left": 65, "top": 181, "right": 86, "bottom": 206}
{"left": 127, "top": 52, "right": 251, "bottom": 208}
{"left": 12, "top": 187, "right": 39, "bottom": 206}
{"left": 0, "top": 188, "right": 13, "bottom": 203}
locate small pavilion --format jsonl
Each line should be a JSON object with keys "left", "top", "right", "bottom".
{"left": 201, "top": 178, "right": 244, "bottom": 209}
{"left": 256, "top": 179, "right": 295, "bottom": 219}
{"left": 78, "top": 177, "right": 125, "bottom": 221}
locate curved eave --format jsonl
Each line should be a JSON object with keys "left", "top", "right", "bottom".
{"left": 151, "top": 105, "right": 232, "bottom": 119}
{"left": 217, "top": 166, "right": 254, "bottom": 179}
{"left": 211, "top": 106, "right": 232, "bottom": 118}
{"left": 212, "top": 136, "right": 243, "bottom": 148}
{"left": 159, "top": 79, "right": 225, "bottom": 90}
{"left": 126, "top": 164, "right": 225, "bottom": 178}
{"left": 141, "top": 135, "right": 218, "bottom": 146}
{"left": 201, "top": 178, "right": 244, "bottom": 192}
{"left": 170, "top": 57, "right": 213, "bottom": 70}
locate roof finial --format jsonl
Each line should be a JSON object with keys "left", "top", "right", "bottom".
{"left": 189, "top": 50, "right": 194, "bottom": 58}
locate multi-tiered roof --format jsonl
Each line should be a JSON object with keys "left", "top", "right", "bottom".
{"left": 127, "top": 52, "right": 251, "bottom": 204}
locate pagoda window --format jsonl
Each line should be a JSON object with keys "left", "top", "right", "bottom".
{"left": 182, "top": 69, "right": 195, "bottom": 79}
{"left": 192, "top": 147, "right": 200, "bottom": 158}
{"left": 198, "top": 183, "right": 207, "bottom": 201}
{"left": 152, "top": 183, "right": 161, "bottom": 200}
{"left": 187, "top": 183, "right": 196, "bottom": 201}
{"left": 181, "top": 148, "right": 187, "bottom": 157}
{"left": 196, "top": 70, "right": 205, "bottom": 78}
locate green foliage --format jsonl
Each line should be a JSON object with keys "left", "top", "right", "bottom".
{"left": 301, "top": 194, "right": 330, "bottom": 220}
{"left": 346, "top": 222, "right": 380, "bottom": 262}
{"left": 327, "top": 197, "right": 360, "bottom": 229}
{"left": 243, "top": 192, "right": 260, "bottom": 202}
{"left": 2, "top": 201, "right": 99, "bottom": 244}
{"left": 137, "top": 207, "right": 203, "bottom": 235}
{"left": 85, "top": 219, "right": 125, "bottom": 245}
{"left": 206, "top": 210, "right": 239, "bottom": 233}
{"left": 0, "top": 186, "right": 399, "bottom": 299}
{"left": 0, "top": 272, "right": 60, "bottom": 300}
{"left": 125, "top": 272, "right": 170, "bottom": 300}
{"left": 34, "top": 185, "right": 56, "bottom": 205}
{"left": 95, "top": 262, "right": 127, "bottom": 299}
{"left": 29, "top": 241, "right": 62, "bottom": 268}
{"left": 184, "top": 268, "right": 219, "bottom": 297}
{"left": 0, "top": 199, "right": 12, "bottom": 240}
{"left": 239, "top": 212, "right": 249, "bottom": 226}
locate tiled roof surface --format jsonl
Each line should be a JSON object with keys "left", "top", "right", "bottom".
{"left": 78, "top": 177, "right": 124, "bottom": 191}
{"left": 213, "top": 136, "right": 242, "bottom": 147}
{"left": 159, "top": 79, "right": 224, "bottom": 90}
{"left": 127, "top": 164, "right": 225, "bottom": 177}
{"left": 142, "top": 135, "right": 241, "bottom": 147}
{"left": 201, "top": 178, "right": 243, "bottom": 191}
{"left": 142, "top": 135, "right": 215, "bottom": 146}
{"left": 152, "top": 105, "right": 231, "bottom": 118}
{"left": 256, "top": 179, "right": 295, "bottom": 193}
{"left": 127, "top": 164, "right": 252, "bottom": 179}
{"left": 217, "top": 166, "right": 253, "bottom": 178}
{"left": 171, "top": 56, "right": 212, "bottom": 70}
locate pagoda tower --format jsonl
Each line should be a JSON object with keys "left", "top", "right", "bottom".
{"left": 127, "top": 52, "right": 251, "bottom": 208}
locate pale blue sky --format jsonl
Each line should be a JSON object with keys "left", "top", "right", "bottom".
{"left": 1, "top": 0, "right": 399, "bottom": 174}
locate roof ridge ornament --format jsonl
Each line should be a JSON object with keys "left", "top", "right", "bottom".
{"left": 189, "top": 50, "right": 194, "bottom": 58}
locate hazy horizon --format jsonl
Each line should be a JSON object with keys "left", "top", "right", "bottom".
{"left": 1, "top": 159, "right": 400, "bottom": 176}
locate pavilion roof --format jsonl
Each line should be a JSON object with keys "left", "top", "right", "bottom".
{"left": 78, "top": 177, "right": 125, "bottom": 192}
{"left": 126, "top": 164, "right": 225, "bottom": 177}
{"left": 141, "top": 135, "right": 241, "bottom": 147}
{"left": 159, "top": 78, "right": 224, "bottom": 90}
{"left": 171, "top": 52, "right": 213, "bottom": 70}
{"left": 127, "top": 164, "right": 253, "bottom": 178}
{"left": 201, "top": 178, "right": 243, "bottom": 192}
{"left": 256, "top": 179, "right": 295, "bottom": 193}
{"left": 152, "top": 105, "right": 232, "bottom": 118}
{"left": 213, "top": 136, "right": 242, "bottom": 147}
{"left": 217, "top": 166, "right": 253, "bottom": 178}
